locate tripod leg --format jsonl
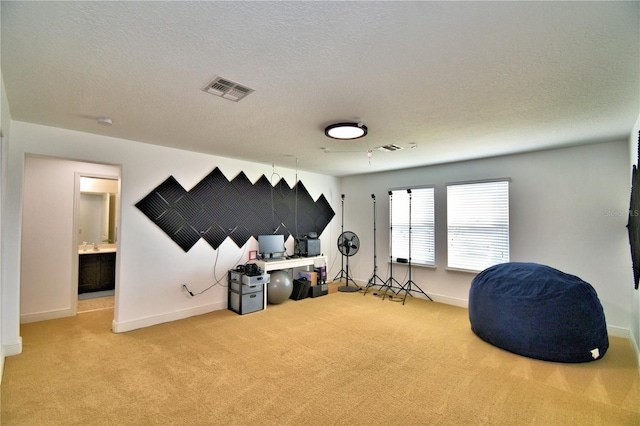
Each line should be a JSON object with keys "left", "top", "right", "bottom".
{"left": 338, "top": 257, "right": 360, "bottom": 292}
{"left": 381, "top": 277, "right": 401, "bottom": 300}
{"left": 333, "top": 268, "right": 347, "bottom": 282}
{"left": 402, "top": 282, "right": 412, "bottom": 305}
{"left": 363, "top": 273, "right": 376, "bottom": 295}
{"left": 397, "top": 280, "right": 432, "bottom": 304}
{"left": 364, "top": 274, "right": 387, "bottom": 295}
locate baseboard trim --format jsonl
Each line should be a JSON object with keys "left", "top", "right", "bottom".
{"left": 606, "top": 326, "right": 639, "bottom": 374}
{"left": 21, "top": 308, "right": 73, "bottom": 324}
{"left": 4, "top": 336, "right": 23, "bottom": 357}
{"left": 395, "top": 291, "right": 468, "bottom": 308}
{"left": 351, "top": 279, "right": 469, "bottom": 308}
{"left": 607, "top": 325, "right": 630, "bottom": 339}
{"left": 111, "top": 301, "right": 227, "bottom": 333}
{"left": 1, "top": 337, "right": 23, "bottom": 385}
{"left": 428, "top": 293, "right": 469, "bottom": 308}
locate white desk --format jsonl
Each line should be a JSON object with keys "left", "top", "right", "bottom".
{"left": 253, "top": 255, "right": 327, "bottom": 308}
{"left": 254, "top": 255, "right": 327, "bottom": 273}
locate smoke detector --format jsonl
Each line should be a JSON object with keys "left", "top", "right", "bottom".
{"left": 203, "top": 76, "right": 254, "bottom": 102}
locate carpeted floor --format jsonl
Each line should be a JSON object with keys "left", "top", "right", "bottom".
{"left": 2, "top": 286, "right": 639, "bottom": 425}
{"left": 77, "top": 295, "right": 114, "bottom": 313}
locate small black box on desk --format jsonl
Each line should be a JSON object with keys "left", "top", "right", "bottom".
{"left": 290, "top": 278, "right": 311, "bottom": 300}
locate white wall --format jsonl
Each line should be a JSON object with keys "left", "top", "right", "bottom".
{"left": 1, "top": 68, "right": 15, "bottom": 376}
{"left": 20, "top": 156, "right": 120, "bottom": 323}
{"left": 341, "top": 139, "right": 634, "bottom": 333}
{"left": 4, "top": 121, "right": 341, "bottom": 337}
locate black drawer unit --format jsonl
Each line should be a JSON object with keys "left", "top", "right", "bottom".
{"left": 228, "top": 270, "right": 268, "bottom": 315}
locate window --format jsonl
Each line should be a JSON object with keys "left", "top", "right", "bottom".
{"left": 447, "top": 180, "right": 509, "bottom": 271}
{"left": 389, "top": 187, "right": 435, "bottom": 266}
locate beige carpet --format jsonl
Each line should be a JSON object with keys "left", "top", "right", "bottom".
{"left": 2, "top": 289, "right": 639, "bottom": 425}
{"left": 77, "top": 295, "right": 114, "bottom": 313}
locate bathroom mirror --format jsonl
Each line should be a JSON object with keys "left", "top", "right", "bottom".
{"left": 79, "top": 177, "right": 118, "bottom": 245}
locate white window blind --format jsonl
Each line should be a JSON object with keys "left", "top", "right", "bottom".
{"left": 389, "top": 187, "right": 435, "bottom": 266}
{"left": 447, "top": 180, "right": 509, "bottom": 271}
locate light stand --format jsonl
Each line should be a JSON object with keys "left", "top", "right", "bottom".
{"left": 396, "top": 189, "right": 432, "bottom": 304}
{"left": 382, "top": 191, "right": 402, "bottom": 300}
{"left": 333, "top": 194, "right": 348, "bottom": 282}
{"left": 364, "top": 194, "right": 387, "bottom": 295}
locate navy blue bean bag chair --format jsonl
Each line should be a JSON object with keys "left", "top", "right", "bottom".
{"left": 469, "top": 262, "right": 608, "bottom": 363}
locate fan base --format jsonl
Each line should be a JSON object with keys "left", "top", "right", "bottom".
{"left": 338, "top": 285, "right": 360, "bottom": 293}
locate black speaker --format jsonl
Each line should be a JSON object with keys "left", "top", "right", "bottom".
{"left": 296, "top": 238, "right": 321, "bottom": 257}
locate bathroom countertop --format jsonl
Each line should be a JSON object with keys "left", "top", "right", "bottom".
{"left": 78, "top": 245, "right": 117, "bottom": 255}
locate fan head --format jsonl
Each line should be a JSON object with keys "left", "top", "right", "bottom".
{"left": 337, "top": 231, "right": 360, "bottom": 256}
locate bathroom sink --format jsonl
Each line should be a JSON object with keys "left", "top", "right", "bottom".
{"left": 78, "top": 245, "right": 117, "bottom": 255}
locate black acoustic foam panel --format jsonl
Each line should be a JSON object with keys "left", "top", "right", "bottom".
{"left": 135, "top": 168, "right": 335, "bottom": 252}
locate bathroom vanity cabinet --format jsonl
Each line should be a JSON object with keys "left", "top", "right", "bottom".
{"left": 78, "top": 252, "right": 116, "bottom": 294}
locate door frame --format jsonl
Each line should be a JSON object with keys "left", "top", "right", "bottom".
{"left": 71, "top": 172, "right": 121, "bottom": 315}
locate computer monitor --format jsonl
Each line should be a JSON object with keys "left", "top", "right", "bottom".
{"left": 258, "top": 234, "right": 285, "bottom": 259}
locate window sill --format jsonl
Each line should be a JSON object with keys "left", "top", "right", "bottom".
{"left": 388, "top": 261, "right": 436, "bottom": 269}
{"left": 445, "top": 267, "right": 481, "bottom": 274}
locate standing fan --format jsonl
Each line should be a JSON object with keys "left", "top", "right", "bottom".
{"left": 337, "top": 231, "right": 360, "bottom": 292}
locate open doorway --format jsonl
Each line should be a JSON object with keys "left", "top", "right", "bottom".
{"left": 75, "top": 175, "right": 120, "bottom": 314}
{"left": 20, "top": 156, "right": 121, "bottom": 324}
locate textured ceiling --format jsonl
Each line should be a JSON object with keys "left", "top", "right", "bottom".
{"left": 1, "top": 1, "right": 639, "bottom": 177}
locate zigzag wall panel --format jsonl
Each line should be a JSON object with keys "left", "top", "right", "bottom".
{"left": 135, "top": 168, "right": 335, "bottom": 252}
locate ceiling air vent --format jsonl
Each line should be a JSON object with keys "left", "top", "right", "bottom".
{"left": 203, "top": 76, "right": 254, "bottom": 102}
{"left": 375, "top": 144, "right": 404, "bottom": 152}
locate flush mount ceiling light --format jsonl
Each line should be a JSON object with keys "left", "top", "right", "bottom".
{"left": 325, "top": 122, "right": 368, "bottom": 140}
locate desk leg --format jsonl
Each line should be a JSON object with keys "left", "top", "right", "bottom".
{"left": 263, "top": 283, "right": 268, "bottom": 310}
